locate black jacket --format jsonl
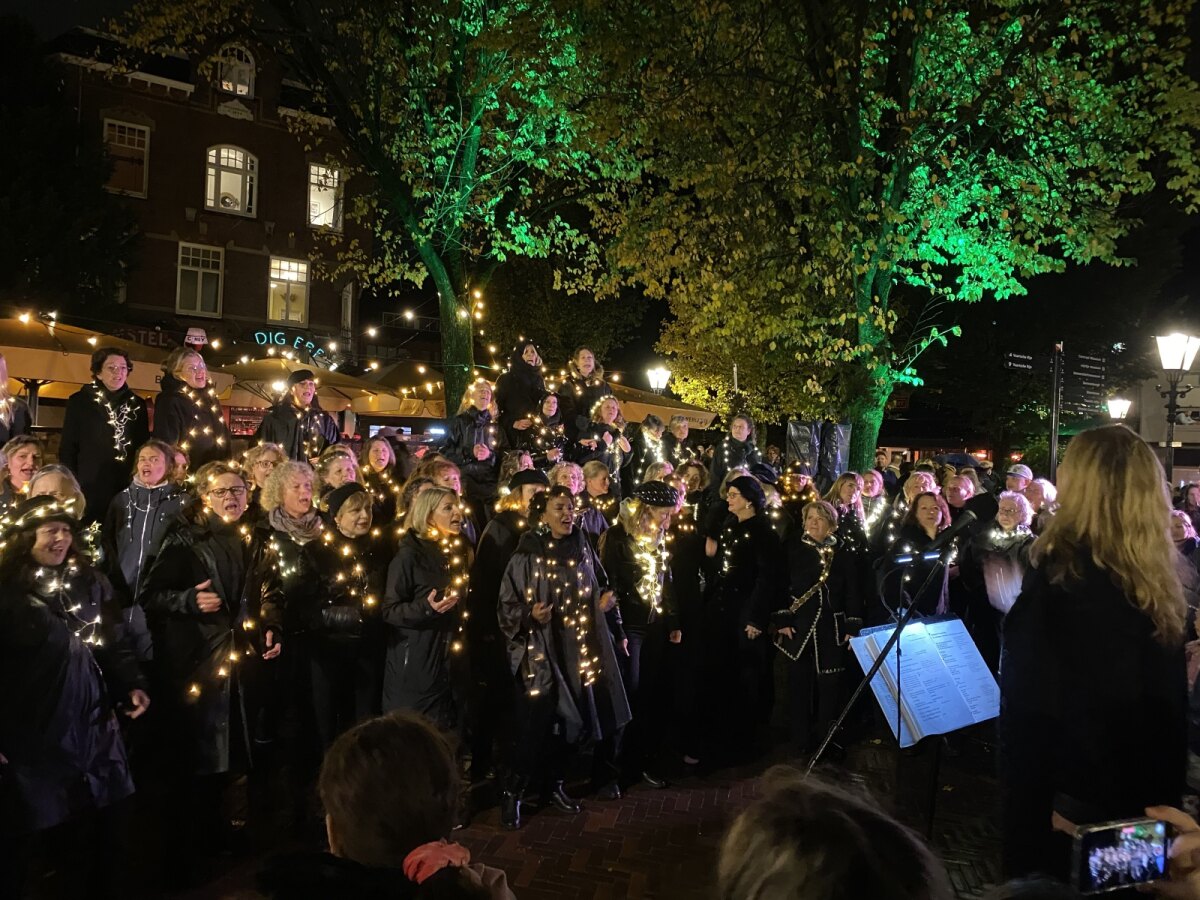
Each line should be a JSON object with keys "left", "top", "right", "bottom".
{"left": 438, "top": 408, "right": 500, "bottom": 503}
{"left": 498, "top": 527, "right": 631, "bottom": 744}
{"left": 258, "top": 851, "right": 502, "bottom": 900}
{"left": 559, "top": 371, "right": 612, "bottom": 441}
{"left": 622, "top": 428, "right": 666, "bottom": 497}
{"left": 599, "top": 522, "right": 677, "bottom": 632}
{"left": 254, "top": 400, "right": 340, "bottom": 461}
{"left": 381, "top": 530, "right": 470, "bottom": 728}
{"left": 467, "top": 510, "right": 527, "bottom": 640}
{"left": 1000, "top": 553, "right": 1187, "bottom": 878}
{"left": 152, "top": 373, "right": 232, "bottom": 469}
{"left": 880, "top": 525, "right": 950, "bottom": 620}
{"left": 494, "top": 349, "right": 546, "bottom": 445}
{"left": 60, "top": 382, "right": 150, "bottom": 523}
{"left": 0, "top": 397, "right": 33, "bottom": 445}
{"left": 361, "top": 465, "right": 402, "bottom": 528}
{"left": 773, "top": 535, "right": 862, "bottom": 674}
{"left": 297, "top": 530, "right": 387, "bottom": 640}
{"left": 139, "top": 513, "right": 284, "bottom": 775}
{"left": 662, "top": 431, "right": 695, "bottom": 469}
{"left": 575, "top": 423, "right": 631, "bottom": 501}
{"left": 0, "top": 558, "right": 144, "bottom": 836}
{"left": 714, "top": 513, "right": 784, "bottom": 630}
{"left": 707, "top": 436, "right": 762, "bottom": 498}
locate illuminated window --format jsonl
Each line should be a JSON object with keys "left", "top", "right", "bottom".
{"left": 205, "top": 145, "right": 257, "bottom": 216}
{"left": 268, "top": 257, "right": 309, "bottom": 325}
{"left": 103, "top": 120, "right": 149, "bottom": 197}
{"left": 177, "top": 243, "right": 223, "bottom": 316}
{"left": 308, "top": 164, "right": 343, "bottom": 230}
{"left": 216, "top": 46, "right": 255, "bottom": 98}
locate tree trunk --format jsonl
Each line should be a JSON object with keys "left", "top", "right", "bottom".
{"left": 846, "top": 365, "right": 893, "bottom": 472}
{"left": 433, "top": 270, "right": 476, "bottom": 415}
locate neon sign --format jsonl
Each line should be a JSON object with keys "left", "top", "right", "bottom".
{"left": 253, "top": 330, "right": 326, "bottom": 357}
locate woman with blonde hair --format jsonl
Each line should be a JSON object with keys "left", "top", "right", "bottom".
{"left": 1001, "top": 424, "right": 1188, "bottom": 880}
{"left": 153, "top": 346, "right": 230, "bottom": 469}
{"left": 437, "top": 379, "right": 500, "bottom": 525}
{"left": 577, "top": 396, "right": 632, "bottom": 502}
{"left": 0, "top": 434, "right": 41, "bottom": 513}
{"left": 0, "top": 351, "right": 33, "bottom": 444}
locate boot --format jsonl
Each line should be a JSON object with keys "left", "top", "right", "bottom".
{"left": 546, "top": 780, "right": 583, "bottom": 814}
{"left": 500, "top": 775, "right": 528, "bottom": 830}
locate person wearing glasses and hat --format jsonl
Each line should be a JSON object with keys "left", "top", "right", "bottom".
{"left": 0, "top": 495, "right": 149, "bottom": 898}
{"left": 254, "top": 369, "right": 341, "bottom": 462}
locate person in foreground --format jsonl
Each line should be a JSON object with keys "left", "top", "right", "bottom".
{"left": 717, "top": 766, "right": 953, "bottom": 900}
{"left": 258, "top": 711, "right": 515, "bottom": 900}
{"left": 1001, "top": 424, "right": 1188, "bottom": 880}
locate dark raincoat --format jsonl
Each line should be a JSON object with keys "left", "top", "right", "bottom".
{"left": 60, "top": 381, "right": 150, "bottom": 522}
{"left": 254, "top": 399, "right": 340, "bottom": 461}
{"left": 152, "top": 373, "right": 232, "bottom": 469}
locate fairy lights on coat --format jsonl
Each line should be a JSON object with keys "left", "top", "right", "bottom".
{"left": 632, "top": 531, "right": 670, "bottom": 617}
{"left": 320, "top": 528, "right": 383, "bottom": 609}
{"left": 426, "top": 525, "right": 472, "bottom": 654}
{"left": 523, "top": 536, "right": 601, "bottom": 693}
{"left": 176, "top": 384, "right": 228, "bottom": 453}
{"left": 32, "top": 559, "right": 103, "bottom": 646}
{"left": 89, "top": 382, "right": 140, "bottom": 462}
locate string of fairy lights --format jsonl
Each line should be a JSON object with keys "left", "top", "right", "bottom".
{"left": 522, "top": 543, "right": 600, "bottom": 696}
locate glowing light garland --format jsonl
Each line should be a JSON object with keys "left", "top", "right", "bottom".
{"left": 89, "top": 383, "right": 141, "bottom": 462}
{"left": 175, "top": 384, "right": 228, "bottom": 453}
{"left": 522, "top": 539, "right": 600, "bottom": 695}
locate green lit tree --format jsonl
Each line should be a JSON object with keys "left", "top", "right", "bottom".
{"left": 580, "top": 0, "right": 1200, "bottom": 467}
{"left": 117, "top": 0, "right": 627, "bottom": 408}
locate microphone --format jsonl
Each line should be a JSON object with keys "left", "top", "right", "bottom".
{"left": 928, "top": 509, "right": 977, "bottom": 552}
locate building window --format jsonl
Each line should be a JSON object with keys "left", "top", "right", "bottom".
{"left": 268, "top": 257, "right": 309, "bottom": 325}
{"left": 217, "top": 46, "right": 255, "bottom": 98}
{"left": 177, "top": 243, "right": 223, "bottom": 317}
{"left": 103, "top": 120, "right": 149, "bottom": 197}
{"left": 308, "top": 164, "right": 343, "bottom": 230}
{"left": 205, "top": 145, "right": 257, "bottom": 217}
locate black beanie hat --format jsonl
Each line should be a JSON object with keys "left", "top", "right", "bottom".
{"left": 509, "top": 468, "right": 550, "bottom": 490}
{"left": 326, "top": 482, "right": 367, "bottom": 520}
{"left": 5, "top": 495, "right": 80, "bottom": 534}
{"left": 632, "top": 480, "right": 679, "bottom": 508}
{"left": 749, "top": 462, "right": 779, "bottom": 486}
{"left": 287, "top": 368, "right": 317, "bottom": 387}
{"left": 727, "top": 475, "right": 767, "bottom": 511}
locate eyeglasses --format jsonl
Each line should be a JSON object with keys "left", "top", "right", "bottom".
{"left": 998, "top": 506, "right": 1020, "bottom": 515}
{"left": 255, "top": 459, "right": 279, "bottom": 469}
{"left": 184, "top": 364, "right": 207, "bottom": 374}
{"left": 208, "top": 486, "right": 247, "bottom": 499}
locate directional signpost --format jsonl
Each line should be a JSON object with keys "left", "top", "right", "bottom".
{"left": 1004, "top": 344, "right": 1107, "bottom": 480}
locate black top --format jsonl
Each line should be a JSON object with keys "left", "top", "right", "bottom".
{"left": 599, "top": 521, "right": 677, "bottom": 632}
{"left": 153, "top": 373, "right": 232, "bottom": 469}
{"left": 714, "top": 513, "right": 784, "bottom": 630}
{"left": 254, "top": 399, "right": 340, "bottom": 461}
{"left": 1000, "top": 553, "right": 1187, "bottom": 878}
{"left": 60, "top": 382, "right": 150, "bottom": 523}
{"left": 0, "top": 397, "right": 33, "bottom": 445}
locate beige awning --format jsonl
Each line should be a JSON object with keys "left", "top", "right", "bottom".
{"left": 609, "top": 383, "right": 716, "bottom": 429}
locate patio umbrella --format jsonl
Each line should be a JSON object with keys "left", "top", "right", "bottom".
{"left": 213, "top": 358, "right": 406, "bottom": 414}
{"left": 359, "top": 360, "right": 446, "bottom": 418}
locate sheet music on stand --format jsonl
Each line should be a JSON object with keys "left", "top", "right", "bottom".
{"left": 849, "top": 615, "right": 999, "bottom": 749}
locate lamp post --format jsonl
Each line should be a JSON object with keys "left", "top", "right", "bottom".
{"left": 1156, "top": 333, "right": 1200, "bottom": 485}
{"left": 1106, "top": 397, "right": 1132, "bottom": 421}
{"left": 646, "top": 365, "right": 671, "bottom": 394}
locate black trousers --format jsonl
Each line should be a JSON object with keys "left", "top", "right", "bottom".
{"left": 619, "top": 625, "right": 670, "bottom": 776}
{"left": 467, "top": 631, "right": 514, "bottom": 775}
{"left": 308, "top": 636, "right": 381, "bottom": 752}
{"left": 510, "top": 680, "right": 568, "bottom": 786}
{"left": 775, "top": 652, "right": 842, "bottom": 752}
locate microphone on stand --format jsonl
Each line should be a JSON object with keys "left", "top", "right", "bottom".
{"left": 928, "top": 509, "right": 977, "bottom": 554}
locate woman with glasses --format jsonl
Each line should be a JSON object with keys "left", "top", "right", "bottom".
{"left": 138, "top": 462, "right": 283, "bottom": 871}
{"left": 242, "top": 442, "right": 286, "bottom": 524}
{"left": 60, "top": 347, "right": 150, "bottom": 522}
{"left": 153, "top": 347, "right": 231, "bottom": 470}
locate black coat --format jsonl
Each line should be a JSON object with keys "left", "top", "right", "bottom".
{"left": 880, "top": 525, "right": 950, "bottom": 620}
{"left": 494, "top": 352, "right": 546, "bottom": 445}
{"left": 599, "top": 522, "right": 677, "bottom": 632}
{"left": 773, "top": 535, "right": 862, "bottom": 674}
{"left": 360, "top": 465, "right": 402, "bottom": 527}
{"left": 0, "top": 396, "right": 33, "bottom": 445}
{"left": 381, "top": 530, "right": 469, "bottom": 727}
{"left": 467, "top": 510, "right": 527, "bottom": 639}
{"left": 1001, "top": 555, "right": 1187, "bottom": 879}
{"left": 498, "top": 527, "right": 632, "bottom": 744}
{"left": 0, "top": 559, "right": 144, "bottom": 836}
{"left": 139, "top": 513, "right": 284, "bottom": 775}
{"left": 296, "top": 530, "right": 387, "bottom": 641}
{"left": 662, "top": 431, "right": 695, "bottom": 469}
{"left": 60, "top": 382, "right": 150, "bottom": 523}
{"left": 623, "top": 429, "right": 666, "bottom": 497}
{"left": 714, "top": 513, "right": 784, "bottom": 631}
{"left": 152, "top": 373, "right": 232, "bottom": 469}
{"left": 575, "top": 423, "right": 631, "bottom": 501}
{"left": 707, "top": 436, "right": 762, "bottom": 498}
{"left": 559, "top": 371, "right": 612, "bottom": 440}
{"left": 438, "top": 408, "right": 500, "bottom": 503}
{"left": 254, "top": 400, "right": 340, "bottom": 461}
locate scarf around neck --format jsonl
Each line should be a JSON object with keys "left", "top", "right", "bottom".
{"left": 269, "top": 505, "right": 324, "bottom": 545}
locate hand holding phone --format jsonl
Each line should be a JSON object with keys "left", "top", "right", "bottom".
{"left": 1072, "top": 816, "right": 1171, "bottom": 895}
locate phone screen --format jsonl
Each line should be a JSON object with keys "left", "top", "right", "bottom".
{"left": 1073, "top": 818, "right": 1170, "bottom": 895}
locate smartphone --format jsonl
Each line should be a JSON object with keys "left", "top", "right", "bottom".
{"left": 1072, "top": 817, "right": 1171, "bottom": 895}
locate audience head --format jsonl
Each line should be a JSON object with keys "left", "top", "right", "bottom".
{"left": 1170, "top": 509, "right": 1197, "bottom": 545}
{"left": 944, "top": 475, "right": 975, "bottom": 509}
{"left": 548, "top": 461, "right": 585, "bottom": 495}
{"left": 27, "top": 465, "right": 86, "bottom": 516}
{"left": 717, "top": 767, "right": 954, "bottom": 900}
{"left": 1006, "top": 464, "right": 1033, "bottom": 494}
{"left": 996, "top": 491, "right": 1034, "bottom": 532}
{"left": 1025, "top": 478, "right": 1057, "bottom": 512}
{"left": 1032, "top": 424, "right": 1185, "bottom": 644}
{"left": 1, "top": 435, "right": 41, "bottom": 492}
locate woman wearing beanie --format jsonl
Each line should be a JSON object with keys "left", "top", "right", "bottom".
{"left": 253, "top": 368, "right": 341, "bottom": 461}
{"left": 297, "top": 483, "right": 387, "bottom": 749}
{"left": 707, "top": 474, "right": 784, "bottom": 760}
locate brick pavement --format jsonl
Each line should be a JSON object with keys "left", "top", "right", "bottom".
{"left": 171, "top": 729, "right": 1003, "bottom": 900}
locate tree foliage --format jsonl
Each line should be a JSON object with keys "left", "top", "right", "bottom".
{"left": 0, "top": 18, "right": 136, "bottom": 313}
{"left": 116, "top": 0, "right": 631, "bottom": 408}
{"left": 576, "top": 0, "right": 1200, "bottom": 468}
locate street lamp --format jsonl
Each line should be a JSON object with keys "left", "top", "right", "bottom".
{"left": 646, "top": 365, "right": 671, "bottom": 394}
{"left": 1106, "top": 397, "right": 1132, "bottom": 421}
{"left": 1156, "top": 332, "right": 1200, "bottom": 484}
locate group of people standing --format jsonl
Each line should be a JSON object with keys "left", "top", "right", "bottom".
{"left": 2, "top": 337, "right": 1198, "bottom": 896}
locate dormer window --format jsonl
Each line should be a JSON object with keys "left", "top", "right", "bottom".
{"left": 216, "top": 46, "right": 255, "bottom": 99}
